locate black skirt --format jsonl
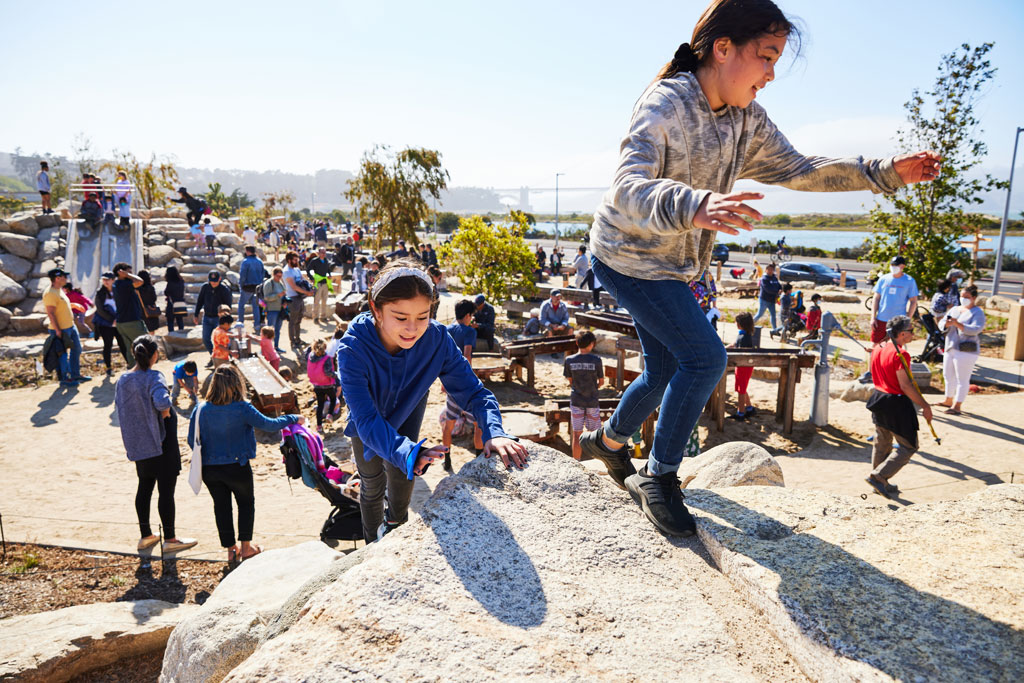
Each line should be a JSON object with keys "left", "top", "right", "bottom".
{"left": 135, "top": 410, "right": 183, "bottom": 479}
{"left": 866, "top": 390, "right": 919, "bottom": 448}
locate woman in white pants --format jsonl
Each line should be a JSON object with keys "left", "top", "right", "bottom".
{"left": 936, "top": 284, "right": 985, "bottom": 415}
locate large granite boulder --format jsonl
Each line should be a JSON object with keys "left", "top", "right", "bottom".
{"left": 161, "top": 541, "right": 348, "bottom": 683}
{"left": 31, "top": 258, "right": 58, "bottom": 279}
{"left": 687, "top": 484, "right": 1024, "bottom": 682}
{"left": 0, "top": 232, "right": 39, "bottom": 259}
{"left": 221, "top": 445, "right": 785, "bottom": 682}
{"left": 830, "top": 380, "right": 874, "bottom": 402}
{"left": 8, "top": 313, "right": 47, "bottom": 332}
{"left": 0, "top": 272, "right": 27, "bottom": 306}
{"left": 679, "top": 441, "right": 785, "bottom": 489}
{"left": 0, "top": 306, "right": 11, "bottom": 331}
{"left": 38, "top": 239, "right": 61, "bottom": 261}
{"left": 216, "top": 232, "right": 244, "bottom": 249}
{"left": 146, "top": 244, "right": 182, "bottom": 267}
{"left": 0, "top": 252, "right": 33, "bottom": 280}
{"left": 35, "top": 212, "right": 63, "bottom": 229}
{"left": 5, "top": 213, "right": 40, "bottom": 236}
{"left": 0, "top": 599, "right": 197, "bottom": 683}
{"left": 23, "top": 277, "right": 49, "bottom": 298}
{"left": 160, "top": 328, "right": 207, "bottom": 356}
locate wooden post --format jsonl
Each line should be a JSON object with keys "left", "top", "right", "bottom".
{"left": 783, "top": 355, "right": 798, "bottom": 434}
{"left": 715, "top": 371, "right": 727, "bottom": 432}
{"left": 1005, "top": 303, "right": 1024, "bottom": 361}
{"left": 641, "top": 413, "right": 656, "bottom": 457}
{"left": 616, "top": 348, "right": 626, "bottom": 392}
{"left": 716, "top": 261, "right": 723, "bottom": 282}
{"left": 775, "top": 365, "right": 788, "bottom": 421}
{"left": 526, "top": 349, "right": 536, "bottom": 387}
{"left": 840, "top": 270, "right": 847, "bottom": 288}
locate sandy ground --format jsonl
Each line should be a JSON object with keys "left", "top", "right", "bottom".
{"left": 2, "top": 296, "right": 1021, "bottom": 563}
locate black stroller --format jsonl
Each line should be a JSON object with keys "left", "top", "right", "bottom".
{"left": 914, "top": 307, "right": 945, "bottom": 364}
{"left": 280, "top": 428, "right": 363, "bottom": 547}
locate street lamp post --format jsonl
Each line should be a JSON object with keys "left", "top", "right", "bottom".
{"left": 311, "top": 192, "right": 317, "bottom": 216}
{"left": 993, "top": 126, "right": 1024, "bottom": 297}
{"left": 555, "top": 172, "right": 565, "bottom": 250}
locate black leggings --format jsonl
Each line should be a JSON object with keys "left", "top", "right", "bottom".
{"left": 202, "top": 462, "right": 255, "bottom": 548}
{"left": 166, "top": 305, "right": 185, "bottom": 332}
{"left": 187, "top": 209, "right": 203, "bottom": 226}
{"left": 136, "top": 470, "right": 177, "bottom": 539}
{"left": 97, "top": 325, "right": 128, "bottom": 369}
{"left": 314, "top": 386, "right": 337, "bottom": 427}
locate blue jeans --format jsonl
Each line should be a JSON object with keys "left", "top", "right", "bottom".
{"left": 265, "top": 309, "right": 284, "bottom": 349}
{"left": 202, "top": 316, "right": 218, "bottom": 354}
{"left": 237, "top": 289, "right": 262, "bottom": 332}
{"left": 591, "top": 257, "right": 727, "bottom": 475}
{"left": 753, "top": 298, "right": 777, "bottom": 330}
{"left": 52, "top": 326, "right": 82, "bottom": 382}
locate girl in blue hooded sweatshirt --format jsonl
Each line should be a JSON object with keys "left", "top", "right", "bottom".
{"left": 337, "top": 258, "right": 528, "bottom": 543}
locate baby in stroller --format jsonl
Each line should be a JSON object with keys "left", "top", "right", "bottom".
{"left": 914, "top": 307, "right": 946, "bottom": 363}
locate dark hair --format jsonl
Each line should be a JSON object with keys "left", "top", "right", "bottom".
{"left": 963, "top": 284, "right": 979, "bottom": 298}
{"left": 183, "top": 360, "right": 198, "bottom": 374}
{"left": 427, "top": 264, "right": 442, "bottom": 280}
{"left": 245, "top": 246, "right": 256, "bottom": 255}
{"left": 655, "top": 0, "right": 801, "bottom": 81}
{"left": 40, "top": 161, "right": 48, "bottom": 169}
{"left": 936, "top": 278, "right": 951, "bottom": 294}
{"left": 781, "top": 282, "right": 792, "bottom": 292}
{"left": 736, "top": 311, "right": 755, "bottom": 336}
{"left": 113, "top": 262, "right": 131, "bottom": 275}
{"left": 165, "top": 266, "right": 182, "bottom": 283}
{"left": 575, "top": 329, "right": 597, "bottom": 349}
{"left": 359, "top": 256, "right": 369, "bottom": 266}
{"left": 369, "top": 258, "right": 437, "bottom": 310}
{"left": 810, "top": 293, "right": 821, "bottom": 302}
{"left": 206, "top": 365, "right": 246, "bottom": 405}
{"left": 138, "top": 270, "right": 152, "bottom": 286}
{"left": 285, "top": 250, "right": 299, "bottom": 263}
{"left": 132, "top": 334, "right": 159, "bottom": 371}
{"left": 219, "top": 314, "right": 234, "bottom": 325}
{"left": 454, "top": 299, "right": 476, "bottom": 320}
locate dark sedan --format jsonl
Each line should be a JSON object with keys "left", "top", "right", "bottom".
{"left": 712, "top": 243, "right": 730, "bottom": 264}
{"left": 778, "top": 261, "right": 857, "bottom": 288}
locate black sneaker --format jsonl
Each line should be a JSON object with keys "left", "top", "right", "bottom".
{"left": 625, "top": 467, "right": 696, "bottom": 537}
{"left": 578, "top": 429, "right": 635, "bottom": 491}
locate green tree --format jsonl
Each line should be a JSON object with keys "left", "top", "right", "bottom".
{"left": 49, "top": 160, "right": 70, "bottom": 208}
{"left": 204, "top": 182, "right": 233, "bottom": 217}
{"left": 72, "top": 133, "right": 97, "bottom": 177}
{"left": 436, "top": 211, "right": 460, "bottom": 233}
{"left": 438, "top": 211, "right": 537, "bottom": 304}
{"left": 239, "top": 206, "right": 267, "bottom": 233}
{"left": 345, "top": 145, "right": 449, "bottom": 251}
{"left": 228, "top": 188, "right": 255, "bottom": 212}
{"left": 0, "top": 194, "right": 24, "bottom": 217}
{"left": 102, "top": 151, "right": 179, "bottom": 209}
{"left": 865, "top": 43, "right": 1003, "bottom": 294}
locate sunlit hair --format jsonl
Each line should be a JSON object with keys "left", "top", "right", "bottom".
{"left": 312, "top": 338, "right": 327, "bottom": 356}
{"left": 132, "top": 335, "right": 160, "bottom": 371}
{"left": 205, "top": 365, "right": 246, "bottom": 405}
{"left": 368, "top": 258, "right": 437, "bottom": 312}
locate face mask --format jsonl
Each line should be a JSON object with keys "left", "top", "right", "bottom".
{"left": 890, "top": 266, "right": 903, "bottom": 276}
{"left": 960, "top": 297, "right": 971, "bottom": 306}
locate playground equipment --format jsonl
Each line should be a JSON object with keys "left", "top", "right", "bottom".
{"left": 64, "top": 183, "right": 143, "bottom": 297}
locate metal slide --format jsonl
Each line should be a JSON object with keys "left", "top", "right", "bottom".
{"left": 65, "top": 219, "right": 144, "bottom": 297}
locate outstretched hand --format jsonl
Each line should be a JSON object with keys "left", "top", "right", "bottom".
{"left": 693, "top": 192, "right": 762, "bottom": 236}
{"left": 894, "top": 151, "right": 942, "bottom": 185}
{"left": 483, "top": 437, "right": 529, "bottom": 470}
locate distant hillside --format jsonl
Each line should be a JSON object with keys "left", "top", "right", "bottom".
{"left": 0, "top": 175, "right": 32, "bottom": 192}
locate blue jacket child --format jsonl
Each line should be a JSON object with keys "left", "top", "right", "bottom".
{"left": 337, "top": 311, "right": 508, "bottom": 480}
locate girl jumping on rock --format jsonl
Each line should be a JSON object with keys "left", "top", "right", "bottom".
{"left": 336, "top": 258, "right": 528, "bottom": 544}
{"left": 580, "top": 0, "right": 941, "bottom": 537}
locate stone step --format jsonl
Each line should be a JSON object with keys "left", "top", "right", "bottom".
{"left": 164, "top": 230, "right": 193, "bottom": 240}
{"left": 182, "top": 263, "right": 225, "bottom": 275}
{"left": 147, "top": 217, "right": 190, "bottom": 226}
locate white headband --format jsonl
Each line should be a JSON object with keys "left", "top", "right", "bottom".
{"left": 371, "top": 267, "right": 434, "bottom": 300}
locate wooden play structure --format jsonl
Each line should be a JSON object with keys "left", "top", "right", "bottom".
{"left": 234, "top": 356, "right": 297, "bottom": 416}
{"left": 500, "top": 335, "right": 580, "bottom": 387}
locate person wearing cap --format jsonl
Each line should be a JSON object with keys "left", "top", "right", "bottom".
{"left": 112, "top": 262, "right": 149, "bottom": 369}
{"left": 306, "top": 246, "right": 334, "bottom": 324}
{"left": 865, "top": 315, "right": 932, "bottom": 497}
{"left": 194, "top": 271, "right": 233, "bottom": 355}
{"left": 242, "top": 224, "right": 257, "bottom": 248}
{"left": 472, "top": 294, "right": 496, "bottom": 351}
{"left": 870, "top": 256, "right": 918, "bottom": 345}
{"left": 43, "top": 269, "right": 89, "bottom": 386}
{"left": 93, "top": 272, "right": 128, "bottom": 374}
{"left": 238, "top": 246, "right": 265, "bottom": 332}
{"left": 539, "top": 289, "right": 572, "bottom": 337}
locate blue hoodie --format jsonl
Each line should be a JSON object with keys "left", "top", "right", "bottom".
{"left": 337, "top": 312, "right": 510, "bottom": 479}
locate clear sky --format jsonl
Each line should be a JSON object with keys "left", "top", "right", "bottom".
{"left": 2, "top": 0, "right": 1023, "bottom": 214}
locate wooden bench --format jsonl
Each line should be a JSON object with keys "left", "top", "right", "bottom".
{"left": 545, "top": 398, "right": 657, "bottom": 457}
{"left": 537, "top": 283, "right": 618, "bottom": 308}
{"left": 500, "top": 335, "right": 579, "bottom": 387}
{"left": 707, "top": 349, "right": 816, "bottom": 434}
{"left": 575, "top": 310, "right": 637, "bottom": 338}
{"left": 471, "top": 352, "right": 514, "bottom": 383}
{"left": 234, "top": 356, "right": 297, "bottom": 416}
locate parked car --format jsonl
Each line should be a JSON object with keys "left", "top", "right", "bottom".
{"left": 712, "top": 243, "right": 730, "bottom": 264}
{"left": 778, "top": 261, "right": 857, "bottom": 288}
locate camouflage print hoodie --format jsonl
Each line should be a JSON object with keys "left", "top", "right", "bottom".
{"left": 590, "top": 72, "right": 904, "bottom": 282}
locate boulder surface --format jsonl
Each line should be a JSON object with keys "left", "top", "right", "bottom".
{"left": 223, "top": 445, "right": 800, "bottom": 682}
{"left": 687, "top": 484, "right": 1024, "bottom": 682}
{"left": 0, "top": 232, "right": 39, "bottom": 260}
{"left": 679, "top": 441, "right": 785, "bottom": 489}
{"left": 0, "top": 599, "right": 197, "bottom": 683}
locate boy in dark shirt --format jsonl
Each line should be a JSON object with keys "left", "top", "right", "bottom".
{"left": 441, "top": 299, "right": 483, "bottom": 471}
{"left": 564, "top": 330, "right": 604, "bottom": 460}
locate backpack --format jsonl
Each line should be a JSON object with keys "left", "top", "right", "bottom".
{"left": 307, "top": 353, "right": 335, "bottom": 386}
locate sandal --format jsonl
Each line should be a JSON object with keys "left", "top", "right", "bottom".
{"left": 944, "top": 408, "right": 962, "bottom": 415}
{"left": 240, "top": 545, "right": 263, "bottom": 561}
{"left": 227, "top": 547, "right": 239, "bottom": 565}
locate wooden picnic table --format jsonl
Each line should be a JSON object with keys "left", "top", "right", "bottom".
{"left": 234, "top": 356, "right": 297, "bottom": 416}
{"left": 471, "top": 352, "right": 514, "bottom": 383}
{"left": 613, "top": 340, "right": 814, "bottom": 435}
{"left": 575, "top": 310, "right": 637, "bottom": 338}
{"left": 545, "top": 398, "right": 657, "bottom": 457}
{"left": 500, "top": 334, "right": 579, "bottom": 387}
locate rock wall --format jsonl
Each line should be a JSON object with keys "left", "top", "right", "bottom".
{"left": 0, "top": 212, "right": 66, "bottom": 333}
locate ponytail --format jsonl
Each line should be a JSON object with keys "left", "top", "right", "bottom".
{"left": 132, "top": 334, "right": 159, "bottom": 371}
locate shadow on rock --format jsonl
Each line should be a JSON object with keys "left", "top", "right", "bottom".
{"left": 421, "top": 483, "right": 547, "bottom": 629}
{"left": 687, "top": 489, "right": 1024, "bottom": 680}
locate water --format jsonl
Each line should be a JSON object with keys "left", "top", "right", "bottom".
{"left": 532, "top": 222, "right": 1024, "bottom": 257}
